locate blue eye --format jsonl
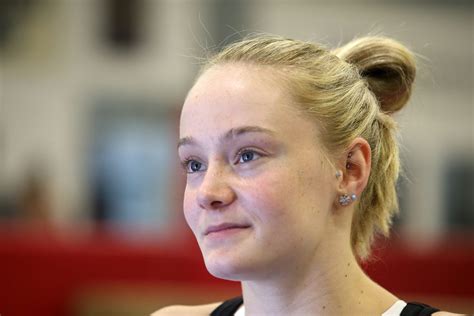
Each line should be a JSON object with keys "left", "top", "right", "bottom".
{"left": 238, "top": 150, "right": 261, "bottom": 164}
{"left": 190, "top": 160, "right": 202, "bottom": 172}
{"left": 183, "top": 159, "right": 205, "bottom": 173}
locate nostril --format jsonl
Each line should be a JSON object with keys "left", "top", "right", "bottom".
{"left": 210, "top": 200, "right": 223, "bottom": 208}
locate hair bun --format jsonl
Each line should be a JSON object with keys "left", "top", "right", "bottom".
{"left": 333, "top": 36, "right": 416, "bottom": 114}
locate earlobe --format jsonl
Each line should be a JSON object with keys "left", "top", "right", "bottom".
{"left": 339, "top": 193, "right": 357, "bottom": 206}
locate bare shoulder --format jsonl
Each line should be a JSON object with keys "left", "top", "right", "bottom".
{"left": 433, "top": 312, "right": 471, "bottom": 316}
{"left": 151, "top": 302, "right": 222, "bottom": 316}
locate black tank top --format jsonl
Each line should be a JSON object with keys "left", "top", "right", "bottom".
{"left": 210, "top": 297, "right": 440, "bottom": 316}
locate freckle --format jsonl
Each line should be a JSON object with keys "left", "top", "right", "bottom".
{"left": 358, "top": 301, "right": 361, "bottom": 305}
{"left": 344, "top": 274, "right": 347, "bottom": 277}
{"left": 361, "top": 290, "right": 364, "bottom": 294}
{"left": 322, "top": 306, "right": 326, "bottom": 309}
{"left": 347, "top": 262, "right": 351, "bottom": 267}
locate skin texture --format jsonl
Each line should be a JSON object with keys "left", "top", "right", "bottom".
{"left": 153, "top": 63, "right": 461, "bottom": 316}
{"left": 179, "top": 64, "right": 336, "bottom": 282}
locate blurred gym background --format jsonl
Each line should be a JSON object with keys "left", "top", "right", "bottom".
{"left": 0, "top": 0, "right": 472, "bottom": 315}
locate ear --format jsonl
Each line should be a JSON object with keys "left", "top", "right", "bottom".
{"left": 335, "top": 137, "right": 371, "bottom": 205}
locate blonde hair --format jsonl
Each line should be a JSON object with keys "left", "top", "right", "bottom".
{"left": 200, "top": 35, "right": 416, "bottom": 260}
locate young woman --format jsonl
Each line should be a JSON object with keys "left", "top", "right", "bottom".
{"left": 153, "top": 35, "right": 463, "bottom": 316}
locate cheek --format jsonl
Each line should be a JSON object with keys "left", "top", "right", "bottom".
{"left": 182, "top": 185, "right": 199, "bottom": 233}
{"left": 245, "top": 162, "right": 331, "bottom": 234}
{"left": 241, "top": 171, "right": 323, "bottom": 263}
{"left": 243, "top": 170, "right": 300, "bottom": 224}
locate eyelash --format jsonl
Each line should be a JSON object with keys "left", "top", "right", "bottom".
{"left": 180, "top": 157, "right": 201, "bottom": 174}
{"left": 234, "top": 148, "right": 262, "bottom": 164}
{"left": 180, "top": 148, "right": 263, "bottom": 174}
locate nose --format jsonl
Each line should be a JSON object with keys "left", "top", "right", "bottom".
{"left": 197, "top": 165, "right": 236, "bottom": 210}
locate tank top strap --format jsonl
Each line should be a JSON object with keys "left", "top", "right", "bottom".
{"left": 400, "top": 302, "right": 440, "bottom": 316}
{"left": 210, "top": 297, "right": 439, "bottom": 316}
{"left": 210, "top": 296, "right": 243, "bottom": 316}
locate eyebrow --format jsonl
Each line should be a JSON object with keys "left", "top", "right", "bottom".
{"left": 177, "top": 125, "right": 276, "bottom": 149}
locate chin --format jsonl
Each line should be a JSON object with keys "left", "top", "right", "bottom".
{"left": 202, "top": 250, "right": 254, "bottom": 281}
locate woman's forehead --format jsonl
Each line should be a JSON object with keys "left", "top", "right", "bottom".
{"left": 188, "top": 64, "right": 286, "bottom": 105}
{"left": 180, "top": 64, "right": 294, "bottom": 132}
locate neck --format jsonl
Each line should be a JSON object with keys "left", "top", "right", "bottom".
{"left": 240, "top": 230, "right": 397, "bottom": 315}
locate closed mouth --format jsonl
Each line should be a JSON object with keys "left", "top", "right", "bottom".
{"left": 204, "top": 223, "right": 251, "bottom": 235}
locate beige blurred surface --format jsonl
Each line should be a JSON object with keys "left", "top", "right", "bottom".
{"left": 1, "top": 0, "right": 472, "bottom": 235}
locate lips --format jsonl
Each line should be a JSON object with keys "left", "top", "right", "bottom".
{"left": 204, "top": 223, "right": 251, "bottom": 235}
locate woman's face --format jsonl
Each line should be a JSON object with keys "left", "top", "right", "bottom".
{"left": 178, "top": 64, "right": 337, "bottom": 280}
